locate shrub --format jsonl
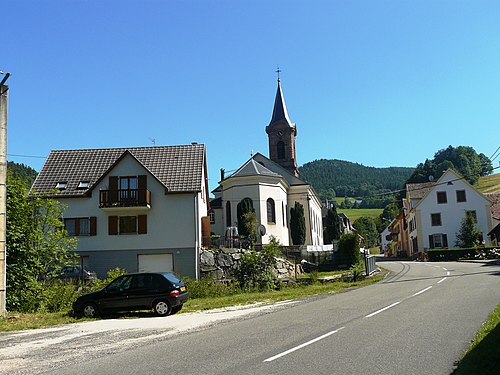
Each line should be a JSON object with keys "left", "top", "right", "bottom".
{"left": 184, "top": 277, "right": 239, "bottom": 299}
{"left": 337, "top": 232, "right": 361, "bottom": 268}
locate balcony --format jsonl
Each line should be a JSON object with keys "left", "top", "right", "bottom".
{"left": 99, "top": 189, "right": 151, "bottom": 210}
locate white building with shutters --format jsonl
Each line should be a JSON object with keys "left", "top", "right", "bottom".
{"left": 31, "top": 144, "right": 209, "bottom": 279}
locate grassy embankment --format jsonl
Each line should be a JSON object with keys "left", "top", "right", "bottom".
{"left": 453, "top": 302, "right": 500, "bottom": 375}
{"left": 0, "top": 272, "right": 386, "bottom": 332}
{"left": 476, "top": 172, "right": 500, "bottom": 193}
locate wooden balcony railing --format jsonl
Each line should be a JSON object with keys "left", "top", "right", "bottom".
{"left": 99, "top": 189, "right": 151, "bottom": 208}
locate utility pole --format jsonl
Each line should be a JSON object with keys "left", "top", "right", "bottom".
{"left": 0, "top": 72, "right": 10, "bottom": 316}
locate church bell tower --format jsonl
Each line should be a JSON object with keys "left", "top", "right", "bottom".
{"left": 265, "top": 77, "right": 299, "bottom": 177}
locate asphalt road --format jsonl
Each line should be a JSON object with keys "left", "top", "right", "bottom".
{"left": 6, "top": 260, "right": 500, "bottom": 375}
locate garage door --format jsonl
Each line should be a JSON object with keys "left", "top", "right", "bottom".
{"left": 138, "top": 254, "right": 173, "bottom": 273}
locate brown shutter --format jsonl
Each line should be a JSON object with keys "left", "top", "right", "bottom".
{"left": 138, "top": 215, "right": 147, "bottom": 234}
{"left": 443, "top": 234, "right": 448, "bottom": 248}
{"left": 138, "top": 175, "right": 147, "bottom": 205}
{"left": 429, "top": 235, "right": 434, "bottom": 249}
{"left": 109, "top": 216, "right": 118, "bottom": 235}
{"left": 90, "top": 217, "right": 97, "bottom": 236}
{"left": 109, "top": 176, "right": 118, "bottom": 203}
{"left": 201, "top": 216, "right": 211, "bottom": 248}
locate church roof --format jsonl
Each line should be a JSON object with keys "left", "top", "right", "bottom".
{"left": 229, "top": 158, "right": 281, "bottom": 178}
{"left": 269, "top": 79, "right": 293, "bottom": 128}
{"left": 252, "top": 153, "right": 308, "bottom": 186}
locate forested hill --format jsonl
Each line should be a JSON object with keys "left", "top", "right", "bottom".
{"left": 299, "top": 159, "right": 414, "bottom": 198}
{"left": 7, "top": 161, "right": 38, "bottom": 187}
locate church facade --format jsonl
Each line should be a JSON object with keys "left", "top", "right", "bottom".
{"left": 210, "top": 79, "right": 323, "bottom": 247}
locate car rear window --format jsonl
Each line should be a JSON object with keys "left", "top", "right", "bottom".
{"left": 161, "top": 272, "right": 181, "bottom": 284}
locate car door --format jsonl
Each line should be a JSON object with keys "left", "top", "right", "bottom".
{"left": 127, "top": 274, "right": 155, "bottom": 310}
{"left": 98, "top": 275, "right": 133, "bottom": 312}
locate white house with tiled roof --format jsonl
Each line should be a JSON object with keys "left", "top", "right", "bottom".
{"left": 210, "top": 79, "right": 323, "bottom": 247}
{"left": 31, "top": 144, "right": 209, "bottom": 279}
{"left": 405, "top": 169, "right": 493, "bottom": 255}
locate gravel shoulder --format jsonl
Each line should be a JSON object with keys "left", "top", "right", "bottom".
{"left": 0, "top": 300, "right": 298, "bottom": 375}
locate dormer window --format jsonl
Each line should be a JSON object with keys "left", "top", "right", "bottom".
{"left": 77, "top": 180, "right": 91, "bottom": 189}
{"left": 56, "top": 181, "right": 68, "bottom": 190}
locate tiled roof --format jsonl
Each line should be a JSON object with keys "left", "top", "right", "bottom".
{"left": 406, "top": 182, "right": 435, "bottom": 199}
{"left": 229, "top": 158, "right": 281, "bottom": 178}
{"left": 485, "top": 192, "right": 500, "bottom": 219}
{"left": 31, "top": 144, "right": 206, "bottom": 197}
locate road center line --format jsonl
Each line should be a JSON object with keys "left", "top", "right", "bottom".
{"left": 413, "top": 286, "right": 433, "bottom": 296}
{"left": 263, "top": 327, "right": 345, "bottom": 362}
{"left": 437, "top": 278, "right": 447, "bottom": 284}
{"left": 365, "top": 302, "right": 401, "bottom": 318}
{"left": 447, "top": 271, "right": 450, "bottom": 276}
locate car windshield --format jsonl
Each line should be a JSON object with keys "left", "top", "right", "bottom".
{"left": 162, "top": 272, "right": 181, "bottom": 284}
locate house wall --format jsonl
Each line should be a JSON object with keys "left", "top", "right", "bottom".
{"left": 220, "top": 176, "right": 290, "bottom": 246}
{"left": 60, "top": 154, "right": 202, "bottom": 278}
{"left": 288, "top": 186, "right": 324, "bottom": 246}
{"left": 416, "top": 172, "right": 492, "bottom": 250}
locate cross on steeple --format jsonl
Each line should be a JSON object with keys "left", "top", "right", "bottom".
{"left": 276, "top": 66, "right": 281, "bottom": 81}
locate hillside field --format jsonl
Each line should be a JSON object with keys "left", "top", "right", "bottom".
{"left": 337, "top": 208, "right": 383, "bottom": 222}
{"left": 476, "top": 172, "right": 500, "bottom": 193}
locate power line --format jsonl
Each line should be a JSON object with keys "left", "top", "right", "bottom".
{"left": 7, "top": 153, "right": 47, "bottom": 159}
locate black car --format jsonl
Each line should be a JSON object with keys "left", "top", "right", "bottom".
{"left": 73, "top": 272, "right": 189, "bottom": 318}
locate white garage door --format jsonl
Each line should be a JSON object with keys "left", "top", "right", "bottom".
{"left": 138, "top": 254, "right": 173, "bottom": 273}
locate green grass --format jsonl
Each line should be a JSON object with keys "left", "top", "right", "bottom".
{"left": 476, "top": 172, "right": 500, "bottom": 193}
{"left": 0, "top": 273, "right": 385, "bottom": 331}
{"left": 337, "top": 208, "right": 383, "bottom": 221}
{"left": 453, "top": 302, "right": 500, "bottom": 375}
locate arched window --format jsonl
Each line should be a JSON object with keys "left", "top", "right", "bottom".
{"left": 226, "top": 201, "right": 232, "bottom": 227}
{"left": 277, "top": 141, "right": 285, "bottom": 159}
{"left": 267, "top": 198, "right": 276, "bottom": 224}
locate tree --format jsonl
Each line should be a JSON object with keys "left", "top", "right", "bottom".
{"left": 6, "top": 173, "right": 77, "bottom": 312}
{"left": 290, "top": 201, "right": 306, "bottom": 245}
{"left": 407, "top": 145, "right": 492, "bottom": 185}
{"left": 455, "top": 212, "right": 483, "bottom": 248}
{"left": 353, "top": 216, "right": 379, "bottom": 248}
{"left": 242, "top": 210, "right": 257, "bottom": 248}
{"left": 324, "top": 206, "right": 344, "bottom": 244}
{"left": 237, "top": 198, "right": 254, "bottom": 237}
{"left": 337, "top": 232, "right": 361, "bottom": 268}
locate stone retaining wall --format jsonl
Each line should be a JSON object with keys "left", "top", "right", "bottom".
{"left": 200, "top": 248, "right": 303, "bottom": 280}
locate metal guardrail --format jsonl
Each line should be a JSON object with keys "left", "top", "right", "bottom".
{"left": 364, "top": 255, "right": 377, "bottom": 276}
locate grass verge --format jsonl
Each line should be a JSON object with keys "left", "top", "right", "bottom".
{"left": 453, "top": 302, "right": 500, "bottom": 375}
{"left": 0, "top": 273, "right": 385, "bottom": 332}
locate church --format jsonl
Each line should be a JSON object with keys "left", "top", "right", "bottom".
{"left": 210, "top": 78, "right": 324, "bottom": 247}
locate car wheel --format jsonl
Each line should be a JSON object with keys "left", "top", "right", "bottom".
{"left": 83, "top": 303, "right": 99, "bottom": 318}
{"left": 153, "top": 300, "right": 172, "bottom": 316}
{"left": 171, "top": 305, "right": 183, "bottom": 315}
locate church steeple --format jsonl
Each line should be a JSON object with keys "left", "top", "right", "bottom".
{"left": 265, "top": 77, "right": 299, "bottom": 177}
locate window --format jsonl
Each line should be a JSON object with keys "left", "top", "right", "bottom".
{"left": 267, "top": 198, "right": 276, "bottom": 224}
{"left": 466, "top": 210, "right": 477, "bottom": 223}
{"left": 64, "top": 217, "right": 96, "bottom": 236}
{"left": 56, "top": 181, "right": 68, "bottom": 190}
{"left": 437, "top": 191, "right": 447, "bottom": 204}
{"left": 77, "top": 180, "right": 91, "bottom": 189}
{"left": 108, "top": 215, "right": 147, "bottom": 235}
{"left": 209, "top": 210, "right": 215, "bottom": 224}
{"left": 226, "top": 201, "right": 232, "bottom": 227}
{"left": 429, "top": 233, "right": 448, "bottom": 248}
{"left": 456, "top": 190, "right": 466, "bottom": 202}
{"left": 119, "top": 176, "right": 138, "bottom": 201}
{"left": 277, "top": 141, "right": 285, "bottom": 159}
{"left": 119, "top": 216, "right": 137, "bottom": 234}
{"left": 431, "top": 213, "right": 442, "bottom": 226}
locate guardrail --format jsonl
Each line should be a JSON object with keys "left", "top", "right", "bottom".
{"left": 364, "top": 255, "right": 377, "bottom": 276}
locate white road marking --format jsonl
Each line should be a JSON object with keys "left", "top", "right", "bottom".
{"left": 442, "top": 267, "right": 448, "bottom": 271}
{"left": 365, "top": 302, "right": 401, "bottom": 318}
{"left": 413, "top": 286, "right": 433, "bottom": 296}
{"left": 263, "top": 327, "right": 345, "bottom": 362}
{"left": 437, "top": 278, "right": 447, "bottom": 284}
{"left": 447, "top": 271, "right": 450, "bottom": 276}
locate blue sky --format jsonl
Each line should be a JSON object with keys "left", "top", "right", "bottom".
{"left": 3, "top": 0, "right": 500, "bottom": 192}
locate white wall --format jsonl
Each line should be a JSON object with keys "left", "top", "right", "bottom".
{"left": 416, "top": 171, "right": 492, "bottom": 249}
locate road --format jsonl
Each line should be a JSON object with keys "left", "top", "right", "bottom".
{"left": 2, "top": 260, "right": 499, "bottom": 375}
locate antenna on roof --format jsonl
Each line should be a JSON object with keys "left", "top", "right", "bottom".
{"left": 149, "top": 138, "right": 156, "bottom": 146}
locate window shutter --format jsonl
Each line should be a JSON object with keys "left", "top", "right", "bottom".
{"left": 109, "top": 176, "right": 118, "bottom": 203}
{"left": 90, "top": 217, "right": 97, "bottom": 236}
{"left": 109, "top": 216, "right": 118, "bottom": 235}
{"left": 138, "top": 175, "right": 147, "bottom": 189}
{"left": 138, "top": 175, "right": 147, "bottom": 205}
{"left": 138, "top": 215, "right": 147, "bottom": 234}
{"left": 429, "top": 235, "right": 434, "bottom": 249}
{"left": 443, "top": 234, "right": 448, "bottom": 248}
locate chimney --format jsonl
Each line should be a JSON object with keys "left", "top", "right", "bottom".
{"left": 220, "top": 168, "right": 225, "bottom": 181}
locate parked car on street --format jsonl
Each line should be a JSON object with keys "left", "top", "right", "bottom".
{"left": 56, "top": 265, "right": 97, "bottom": 283}
{"left": 73, "top": 272, "right": 189, "bottom": 318}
